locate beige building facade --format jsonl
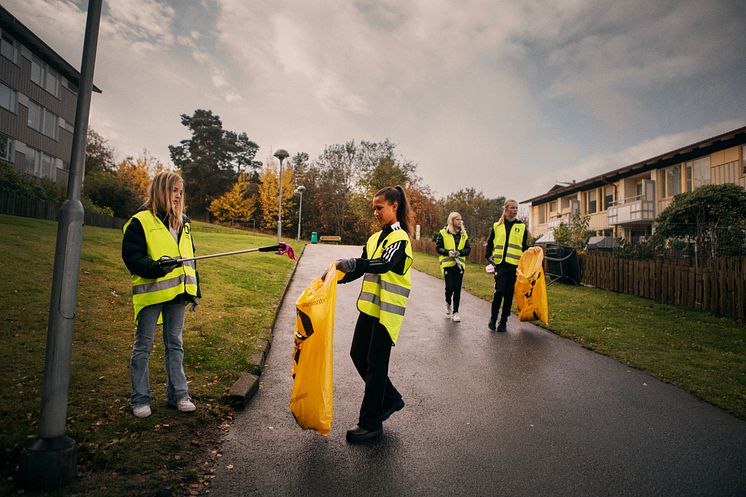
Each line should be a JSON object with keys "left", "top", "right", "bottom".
{"left": 523, "top": 126, "right": 746, "bottom": 243}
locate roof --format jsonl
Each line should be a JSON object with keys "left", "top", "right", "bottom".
{"left": 522, "top": 125, "right": 746, "bottom": 205}
{"left": 0, "top": 5, "right": 101, "bottom": 93}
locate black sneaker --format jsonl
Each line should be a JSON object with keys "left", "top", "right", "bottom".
{"left": 497, "top": 322, "right": 507, "bottom": 332}
{"left": 346, "top": 425, "right": 383, "bottom": 444}
{"left": 488, "top": 319, "right": 497, "bottom": 331}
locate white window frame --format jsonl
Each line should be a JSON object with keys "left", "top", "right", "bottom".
{"left": 0, "top": 133, "right": 13, "bottom": 162}
{"left": 23, "top": 146, "right": 56, "bottom": 180}
{"left": 0, "top": 31, "right": 18, "bottom": 64}
{"left": 30, "top": 55, "right": 59, "bottom": 98}
{"left": 27, "top": 99, "right": 58, "bottom": 140}
{"left": 0, "top": 81, "right": 17, "bottom": 113}
{"left": 603, "top": 185, "right": 614, "bottom": 210}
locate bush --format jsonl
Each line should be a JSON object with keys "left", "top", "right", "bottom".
{"left": 0, "top": 161, "right": 65, "bottom": 202}
{"left": 83, "top": 172, "right": 140, "bottom": 218}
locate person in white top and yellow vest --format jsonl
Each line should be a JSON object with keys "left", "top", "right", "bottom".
{"left": 122, "top": 171, "right": 200, "bottom": 418}
{"left": 333, "top": 185, "right": 413, "bottom": 443}
{"left": 435, "top": 212, "right": 471, "bottom": 322}
{"left": 485, "top": 199, "right": 529, "bottom": 332}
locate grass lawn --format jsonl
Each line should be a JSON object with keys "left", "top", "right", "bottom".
{"left": 414, "top": 250, "right": 746, "bottom": 420}
{"left": 0, "top": 214, "right": 302, "bottom": 496}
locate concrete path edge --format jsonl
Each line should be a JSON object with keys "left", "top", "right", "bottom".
{"left": 227, "top": 243, "right": 307, "bottom": 408}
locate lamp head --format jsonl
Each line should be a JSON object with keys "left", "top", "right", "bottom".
{"left": 295, "top": 185, "right": 306, "bottom": 193}
{"left": 274, "top": 149, "right": 289, "bottom": 161}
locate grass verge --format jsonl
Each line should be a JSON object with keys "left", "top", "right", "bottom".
{"left": 413, "top": 250, "right": 746, "bottom": 419}
{"left": 0, "top": 214, "right": 302, "bottom": 496}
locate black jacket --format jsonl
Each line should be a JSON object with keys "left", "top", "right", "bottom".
{"left": 485, "top": 219, "right": 529, "bottom": 270}
{"left": 435, "top": 228, "right": 472, "bottom": 258}
{"left": 339, "top": 223, "right": 408, "bottom": 284}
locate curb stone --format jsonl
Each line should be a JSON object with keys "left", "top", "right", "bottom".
{"left": 227, "top": 243, "right": 307, "bottom": 408}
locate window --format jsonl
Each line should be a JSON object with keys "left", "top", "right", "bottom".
{"left": 691, "top": 156, "right": 710, "bottom": 189}
{"left": 30, "top": 56, "right": 59, "bottom": 97}
{"left": 585, "top": 189, "right": 597, "bottom": 214}
{"left": 0, "top": 133, "right": 13, "bottom": 162}
{"left": 603, "top": 185, "right": 614, "bottom": 210}
{"left": 27, "top": 100, "right": 58, "bottom": 139}
{"left": 549, "top": 200, "right": 557, "bottom": 213}
{"left": 23, "top": 147, "right": 56, "bottom": 180}
{"left": 666, "top": 164, "right": 682, "bottom": 197}
{"left": 24, "top": 147, "right": 38, "bottom": 176}
{"left": 538, "top": 204, "right": 546, "bottom": 224}
{"left": 0, "top": 33, "right": 17, "bottom": 63}
{"left": 657, "top": 170, "right": 667, "bottom": 198}
{"left": 0, "top": 82, "right": 16, "bottom": 112}
{"left": 635, "top": 180, "right": 643, "bottom": 198}
{"left": 742, "top": 146, "right": 746, "bottom": 175}
{"left": 684, "top": 162, "right": 693, "bottom": 192}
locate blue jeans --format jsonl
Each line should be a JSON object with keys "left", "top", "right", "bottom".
{"left": 130, "top": 298, "right": 189, "bottom": 406}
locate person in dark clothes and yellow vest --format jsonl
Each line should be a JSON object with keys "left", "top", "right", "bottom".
{"left": 333, "top": 185, "right": 414, "bottom": 443}
{"left": 485, "top": 199, "right": 529, "bottom": 332}
{"left": 122, "top": 171, "right": 201, "bottom": 418}
{"left": 435, "top": 212, "right": 471, "bottom": 322}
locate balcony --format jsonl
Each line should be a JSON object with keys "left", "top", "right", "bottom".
{"left": 607, "top": 195, "right": 655, "bottom": 225}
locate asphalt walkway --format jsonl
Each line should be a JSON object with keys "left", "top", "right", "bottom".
{"left": 209, "top": 244, "right": 746, "bottom": 497}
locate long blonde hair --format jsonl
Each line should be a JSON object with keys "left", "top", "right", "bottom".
{"left": 447, "top": 211, "right": 464, "bottom": 233}
{"left": 496, "top": 199, "right": 518, "bottom": 226}
{"left": 143, "top": 171, "right": 184, "bottom": 230}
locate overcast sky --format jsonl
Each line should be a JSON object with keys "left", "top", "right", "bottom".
{"left": 6, "top": 0, "right": 746, "bottom": 205}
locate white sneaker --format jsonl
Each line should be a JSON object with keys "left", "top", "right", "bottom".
{"left": 133, "top": 404, "right": 151, "bottom": 418}
{"left": 452, "top": 312, "right": 461, "bottom": 322}
{"left": 177, "top": 398, "right": 196, "bottom": 412}
{"left": 445, "top": 303, "right": 452, "bottom": 318}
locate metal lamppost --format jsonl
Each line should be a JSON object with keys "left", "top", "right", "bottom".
{"left": 20, "top": 0, "right": 102, "bottom": 489}
{"left": 295, "top": 185, "right": 306, "bottom": 240}
{"left": 273, "top": 149, "right": 289, "bottom": 244}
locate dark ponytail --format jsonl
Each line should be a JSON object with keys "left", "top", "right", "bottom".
{"left": 375, "top": 185, "right": 414, "bottom": 237}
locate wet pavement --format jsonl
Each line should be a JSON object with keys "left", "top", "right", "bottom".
{"left": 209, "top": 243, "right": 746, "bottom": 497}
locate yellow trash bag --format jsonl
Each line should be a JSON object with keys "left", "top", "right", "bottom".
{"left": 289, "top": 262, "right": 341, "bottom": 436}
{"left": 515, "top": 247, "right": 549, "bottom": 325}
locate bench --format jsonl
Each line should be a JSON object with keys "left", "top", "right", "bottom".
{"left": 318, "top": 235, "right": 342, "bottom": 243}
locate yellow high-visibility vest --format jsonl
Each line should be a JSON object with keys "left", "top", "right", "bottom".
{"left": 356, "top": 228, "right": 412, "bottom": 345}
{"left": 123, "top": 211, "right": 197, "bottom": 323}
{"left": 438, "top": 228, "right": 468, "bottom": 273}
{"left": 491, "top": 221, "right": 525, "bottom": 266}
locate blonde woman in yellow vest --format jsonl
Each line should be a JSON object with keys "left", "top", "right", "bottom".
{"left": 485, "top": 199, "right": 529, "bottom": 332}
{"left": 435, "top": 212, "right": 471, "bottom": 322}
{"left": 122, "top": 171, "right": 200, "bottom": 418}
{"left": 333, "top": 185, "right": 413, "bottom": 444}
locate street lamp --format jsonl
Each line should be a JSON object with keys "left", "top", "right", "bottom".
{"left": 295, "top": 185, "right": 306, "bottom": 240}
{"left": 273, "top": 149, "right": 289, "bottom": 244}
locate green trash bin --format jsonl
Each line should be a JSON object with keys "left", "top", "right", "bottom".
{"left": 311, "top": 232, "right": 318, "bottom": 244}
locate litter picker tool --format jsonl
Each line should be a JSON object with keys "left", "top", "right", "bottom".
{"left": 176, "top": 242, "right": 296, "bottom": 263}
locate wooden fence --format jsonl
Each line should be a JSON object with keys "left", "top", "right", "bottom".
{"left": 412, "top": 238, "right": 745, "bottom": 320}
{"left": 0, "top": 191, "right": 125, "bottom": 229}
{"left": 580, "top": 253, "right": 745, "bottom": 320}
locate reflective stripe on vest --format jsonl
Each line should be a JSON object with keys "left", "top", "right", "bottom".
{"left": 123, "top": 211, "right": 197, "bottom": 323}
{"left": 356, "top": 229, "right": 412, "bottom": 345}
{"left": 438, "top": 228, "right": 468, "bottom": 273}
{"left": 491, "top": 221, "right": 525, "bottom": 266}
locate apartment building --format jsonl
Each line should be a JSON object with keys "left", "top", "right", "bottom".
{"left": 523, "top": 126, "right": 746, "bottom": 243}
{"left": 0, "top": 5, "right": 100, "bottom": 187}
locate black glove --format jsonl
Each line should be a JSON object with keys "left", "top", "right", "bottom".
{"left": 157, "top": 256, "right": 182, "bottom": 273}
{"left": 336, "top": 258, "right": 357, "bottom": 273}
{"left": 189, "top": 297, "right": 200, "bottom": 312}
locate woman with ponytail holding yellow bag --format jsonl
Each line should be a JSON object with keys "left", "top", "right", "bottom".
{"left": 333, "top": 185, "right": 414, "bottom": 444}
